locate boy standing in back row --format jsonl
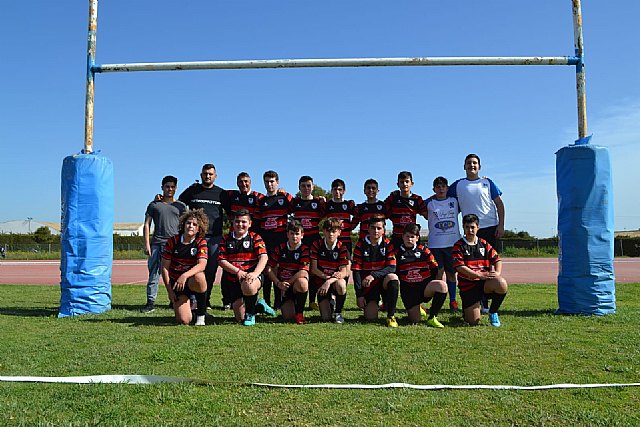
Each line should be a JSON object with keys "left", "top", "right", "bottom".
{"left": 448, "top": 154, "right": 505, "bottom": 249}
{"left": 142, "top": 175, "right": 187, "bottom": 313}
{"left": 385, "top": 171, "right": 428, "bottom": 250}
{"left": 426, "top": 176, "right": 461, "bottom": 311}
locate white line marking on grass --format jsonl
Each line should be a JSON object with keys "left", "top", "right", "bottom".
{"left": 1, "top": 376, "right": 639, "bottom": 390}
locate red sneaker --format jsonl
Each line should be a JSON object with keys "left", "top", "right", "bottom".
{"left": 450, "top": 300, "right": 459, "bottom": 312}
{"left": 295, "top": 313, "right": 305, "bottom": 325}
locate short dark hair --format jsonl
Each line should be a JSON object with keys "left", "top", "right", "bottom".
{"left": 364, "top": 178, "right": 378, "bottom": 189}
{"left": 433, "top": 176, "right": 448, "bottom": 187}
{"left": 397, "top": 171, "right": 413, "bottom": 182}
{"left": 234, "top": 208, "right": 252, "bottom": 220}
{"left": 237, "top": 172, "right": 250, "bottom": 180}
{"left": 299, "top": 175, "right": 313, "bottom": 184}
{"left": 263, "top": 170, "right": 279, "bottom": 181}
{"left": 465, "top": 153, "right": 481, "bottom": 166}
{"left": 331, "top": 178, "right": 345, "bottom": 190}
{"left": 202, "top": 163, "right": 216, "bottom": 171}
{"left": 367, "top": 214, "right": 386, "bottom": 228}
{"left": 162, "top": 175, "right": 178, "bottom": 186}
{"left": 322, "top": 217, "right": 342, "bottom": 231}
{"left": 287, "top": 220, "right": 304, "bottom": 233}
{"left": 462, "top": 213, "right": 479, "bottom": 226}
{"left": 403, "top": 223, "right": 421, "bottom": 236}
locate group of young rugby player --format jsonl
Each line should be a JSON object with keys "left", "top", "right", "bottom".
{"left": 145, "top": 154, "right": 509, "bottom": 328}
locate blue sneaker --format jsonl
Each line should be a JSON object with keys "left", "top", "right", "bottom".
{"left": 243, "top": 313, "right": 256, "bottom": 326}
{"left": 488, "top": 312, "right": 501, "bottom": 327}
{"left": 257, "top": 298, "right": 276, "bottom": 316}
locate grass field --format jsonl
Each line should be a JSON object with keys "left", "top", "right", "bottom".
{"left": 1, "top": 283, "right": 639, "bottom": 426}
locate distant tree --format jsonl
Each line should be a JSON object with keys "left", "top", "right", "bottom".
{"left": 33, "top": 226, "right": 54, "bottom": 244}
{"left": 502, "top": 229, "right": 534, "bottom": 240}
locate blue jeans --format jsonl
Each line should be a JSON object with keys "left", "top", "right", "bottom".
{"left": 146, "top": 243, "right": 164, "bottom": 303}
{"left": 205, "top": 236, "right": 221, "bottom": 305}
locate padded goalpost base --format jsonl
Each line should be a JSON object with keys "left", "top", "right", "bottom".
{"left": 555, "top": 137, "right": 615, "bottom": 315}
{"left": 59, "top": 152, "right": 114, "bottom": 317}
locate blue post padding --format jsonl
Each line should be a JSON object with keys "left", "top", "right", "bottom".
{"left": 555, "top": 143, "right": 615, "bottom": 315}
{"left": 59, "top": 153, "right": 114, "bottom": 317}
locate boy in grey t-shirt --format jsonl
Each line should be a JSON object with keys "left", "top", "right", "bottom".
{"left": 142, "top": 175, "right": 187, "bottom": 312}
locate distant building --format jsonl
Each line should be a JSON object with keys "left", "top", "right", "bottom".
{"left": 0, "top": 220, "right": 144, "bottom": 236}
{"left": 0, "top": 220, "right": 60, "bottom": 235}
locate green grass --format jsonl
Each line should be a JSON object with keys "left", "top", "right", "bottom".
{"left": 1, "top": 284, "right": 639, "bottom": 426}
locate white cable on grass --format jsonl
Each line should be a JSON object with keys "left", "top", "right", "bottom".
{"left": 1, "top": 375, "right": 639, "bottom": 390}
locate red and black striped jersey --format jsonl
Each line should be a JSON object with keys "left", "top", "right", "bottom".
{"left": 268, "top": 242, "right": 310, "bottom": 281}
{"left": 161, "top": 235, "right": 208, "bottom": 281}
{"left": 310, "top": 238, "right": 349, "bottom": 277}
{"left": 325, "top": 199, "right": 356, "bottom": 244}
{"left": 384, "top": 191, "right": 428, "bottom": 237}
{"left": 353, "top": 200, "right": 387, "bottom": 239}
{"left": 395, "top": 243, "right": 439, "bottom": 287}
{"left": 218, "top": 231, "right": 267, "bottom": 283}
{"left": 352, "top": 236, "right": 396, "bottom": 277}
{"left": 258, "top": 192, "right": 293, "bottom": 236}
{"left": 291, "top": 197, "right": 325, "bottom": 239}
{"left": 226, "top": 190, "right": 263, "bottom": 219}
{"left": 452, "top": 237, "right": 500, "bottom": 291}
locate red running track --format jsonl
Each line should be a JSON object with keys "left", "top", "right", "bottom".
{"left": 1, "top": 258, "right": 639, "bottom": 285}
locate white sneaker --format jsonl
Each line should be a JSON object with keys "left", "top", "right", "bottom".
{"left": 334, "top": 313, "right": 344, "bottom": 324}
{"left": 194, "top": 315, "right": 206, "bottom": 326}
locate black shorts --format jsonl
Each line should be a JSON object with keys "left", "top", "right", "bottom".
{"left": 221, "top": 273, "right": 263, "bottom": 302}
{"left": 460, "top": 281, "right": 487, "bottom": 309}
{"left": 390, "top": 236, "right": 404, "bottom": 253}
{"left": 170, "top": 278, "right": 194, "bottom": 299}
{"left": 400, "top": 281, "right": 431, "bottom": 309}
{"left": 477, "top": 226, "right": 498, "bottom": 250}
{"left": 362, "top": 281, "right": 383, "bottom": 304}
{"left": 262, "top": 232, "right": 287, "bottom": 254}
{"left": 430, "top": 247, "right": 455, "bottom": 274}
{"left": 311, "top": 276, "right": 339, "bottom": 302}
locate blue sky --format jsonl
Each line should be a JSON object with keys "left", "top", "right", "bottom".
{"left": 1, "top": 1, "right": 638, "bottom": 237}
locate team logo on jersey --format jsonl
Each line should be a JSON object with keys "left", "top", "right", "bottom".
{"left": 435, "top": 221, "right": 455, "bottom": 231}
{"left": 363, "top": 250, "right": 369, "bottom": 257}
{"left": 311, "top": 202, "right": 317, "bottom": 209}
{"left": 380, "top": 247, "right": 386, "bottom": 256}
{"left": 294, "top": 253, "right": 300, "bottom": 260}
{"left": 243, "top": 240, "right": 251, "bottom": 249}
{"left": 190, "top": 248, "right": 197, "bottom": 256}
{"left": 415, "top": 251, "right": 421, "bottom": 258}
{"left": 342, "top": 204, "right": 347, "bottom": 210}
{"left": 332, "top": 252, "right": 338, "bottom": 260}
{"left": 449, "top": 201, "right": 455, "bottom": 208}
{"left": 234, "top": 196, "right": 240, "bottom": 202}
{"left": 479, "top": 247, "right": 485, "bottom": 256}
{"left": 329, "top": 206, "right": 335, "bottom": 210}
{"left": 409, "top": 200, "right": 414, "bottom": 206}
{"left": 377, "top": 205, "right": 382, "bottom": 210}
{"left": 248, "top": 197, "right": 254, "bottom": 204}
{"left": 278, "top": 199, "right": 284, "bottom": 206}
{"left": 320, "top": 251, "right": 326, "bottom": 257}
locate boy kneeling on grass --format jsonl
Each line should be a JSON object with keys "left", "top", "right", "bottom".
{"left": 452, "top": 214, "right": 508, "bottom": 327}
{"left": 310, "top": 218, "right": 350, "bottom": 324}
{"left": 352, "top": 215, "right": 400, "bottom": 328}
{"left": 218, "top": 209, "right": 275, "bottom": 326}
{"left": 396, "top": 223, "right": 448, "bottom": 328}
{"left": 266, "top": 220, "right": 310, "bottom": 324}
{"left": 161, "top": 209, "right": 209, "bottom": 326}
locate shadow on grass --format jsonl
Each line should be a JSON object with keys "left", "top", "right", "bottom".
{"left": 0, "top": 307, "right": 58, "bottom": 317}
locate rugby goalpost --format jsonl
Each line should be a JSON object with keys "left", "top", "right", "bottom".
{"left": 58, "top": 0, "right": 615, "bottom": 316}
